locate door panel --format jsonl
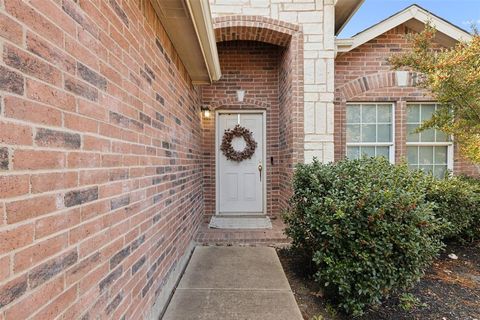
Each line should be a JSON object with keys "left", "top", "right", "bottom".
{"left": 225, "top": 173, "right": 238, "bottom": 200}
{"left": 243, "top": 173, "right": 256, "bottom": 200}
{"left": 218, "top": 113, "right": 264, "bottom": 214}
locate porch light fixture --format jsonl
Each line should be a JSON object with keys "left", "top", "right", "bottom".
{"left": 396, "top": 71, "right": 409, "bottom": 87}
{"left": 236, "top": 90, "right": 245, "bottom": 102}
{"left": 201, "top": 105, "right": 211, "bottom": 118}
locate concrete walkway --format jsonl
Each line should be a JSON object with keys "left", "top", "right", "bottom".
{"left": 162, "top": 246, "right": 303, "bottom": 320}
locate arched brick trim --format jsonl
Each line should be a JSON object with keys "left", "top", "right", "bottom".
{"left": 210, "top": 15, "right": 304, "bottom": 166}
{"left": 202, "top": 16, "right": 304, "bottom": 218}
{"left": 209, "top": 97, "right": 270, "bottom": 110}
{"left": 213, "top": 15, "right": 300, "bottom": 47}
{"left": 334, "top": 71, "right": 423, "bottom": 162}
{"left": 337, "top": 71, "right": 421, "bottom": 102}
{"left": 211, "top": 15, "right": 305, "bottom": 166}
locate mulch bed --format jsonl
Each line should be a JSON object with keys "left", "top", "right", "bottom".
{"left": 278, "top": 242, "right": 480, "bottom": 320}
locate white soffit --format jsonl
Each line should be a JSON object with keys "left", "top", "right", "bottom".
{"left": 335, "top": 0, "right": 365, "bottom": 36}
{"left": 151, "top": 0, "right": 221, "bottom": 84}
{"left": 336, "top": 4, "right": 473, "bottom": 53}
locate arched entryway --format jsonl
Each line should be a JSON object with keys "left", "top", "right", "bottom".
{"left": 201, "top": 16, "right": 304, "bottom": 227}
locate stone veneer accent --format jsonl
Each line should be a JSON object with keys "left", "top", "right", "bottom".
{"left": 209, "top": 0, "right": 336, "bottom": 163}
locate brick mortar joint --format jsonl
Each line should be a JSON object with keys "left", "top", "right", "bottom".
{"left": 213, "top": 14, "right": 300, "bottom": 28}
{"left": 0, "top": 172, "right": 194, "bottom": 230}
{"left": 2, "top": 4, "right": 183, "bottom": 107}
{"left": 0, "top": 109, "right": 178, "bottom": 154}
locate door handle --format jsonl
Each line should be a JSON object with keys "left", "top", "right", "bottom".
{"left": 258, "top": 161, "right": 263, "bottom": 182}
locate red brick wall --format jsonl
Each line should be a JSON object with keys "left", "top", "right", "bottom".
{"left": 335, "top": 25, "right": 478, "bottom": 176}
{"left": 0, "top": 0, "right": 204, "bottom": 318}
{"left": 278, "top": 37, "right": 303, "bottom": 210}
{"left": 202, "top": 16, "right": 304, "bottom": 220}
{"left": 201, "top": 41, "right": 281, "bottom": 217}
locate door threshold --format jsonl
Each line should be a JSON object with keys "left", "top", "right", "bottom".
{"left": 209, "top": 215, "right": 272, "bottom": 229}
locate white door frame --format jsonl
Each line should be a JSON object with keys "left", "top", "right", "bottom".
{"left": 215, "top": 109, "right": 267, "bottom": 216}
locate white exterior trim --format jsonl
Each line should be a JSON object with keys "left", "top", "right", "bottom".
{"left": 336, "top": 4, "right": 472, "bottom": 53}
{"left": 186, "top": 0, "right": 222, "bottom": 82}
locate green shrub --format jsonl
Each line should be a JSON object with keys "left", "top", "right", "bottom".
{"left": 427, "top": 175, "right": 480, "bottom": 241}
{"left": 284, "top": 157, "right": 444, "bottom": 315}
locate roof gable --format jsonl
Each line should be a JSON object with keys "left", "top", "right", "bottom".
{"left": 336, "top": 4, "right": 473, "bottom": 53}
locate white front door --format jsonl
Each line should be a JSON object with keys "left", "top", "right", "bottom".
{"left": 217, "top": 112, "right": 265, "bottom": 215}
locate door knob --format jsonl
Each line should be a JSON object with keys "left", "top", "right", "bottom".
{"left": 258, "top": 161, "right": 263, "bottom": 181}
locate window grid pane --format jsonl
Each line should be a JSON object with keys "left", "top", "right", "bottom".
{"left": 346, "top": 104, "right": 393, "bottom": 144}
{"left": 406, "top": 103, "right": 451, "bottom": 143}
{"left": 406, "top": 145, "right": 449, "bottom": 178}
{"left": 346, "top": 103, "right": 393, "bottom": 162}
{"left": 406, "top": 103, "right": 452, "bottom": 177}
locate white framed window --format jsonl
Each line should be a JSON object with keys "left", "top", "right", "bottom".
{"left": 406, "top": 103, "right": 453, "bottom": 178}
{"left": 346, "top": 103, "right": 395, "bottom": 163}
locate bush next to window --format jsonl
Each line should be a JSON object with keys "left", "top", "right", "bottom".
{"left": 427, "top": 175, "right": 480, "bottom": 241}
{"left": 284, "top": 157, "right": 444, "bottom": 315}
{"left": 390, "top": 24, "right": 480, "bottom": 164}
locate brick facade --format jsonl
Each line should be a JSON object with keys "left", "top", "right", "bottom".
{"left": 1, "top": 2, "right": 478, "bottom": 319}
{"left": 209, "top": 0, "right": 336, "bottom": 164}
{"left": 202, "top": 41, "right": 281, "bottom": 217}
{"left": 202, "top": 15, "right": 304, "bottom": 217}
{"left": 334, "top": 25, "right": 479, "bottom": 176}
{"left": 0, "top": 0, "right": 204, "bottom": 318}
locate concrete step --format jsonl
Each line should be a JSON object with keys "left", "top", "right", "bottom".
{"left": 208, "top": 215, "right": 272, "bottom": 229}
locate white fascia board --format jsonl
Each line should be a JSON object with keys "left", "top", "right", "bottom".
{"left": 412, "top": 7, "right": 472, "bottom": 43}
{"left": 336, "top": 5, "right": 472, "bottom": 53}
{"left": 186, "top": 0, "right": 222, "bottom": 83}
{"left": 151, "top": 0, "right": 221, "bottom": 84}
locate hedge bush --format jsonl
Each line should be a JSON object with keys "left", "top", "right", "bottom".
{"left": 427, "top": 175, "right": 480, "bottom": 241}
{"left": 284, "top": 157, "right": 444, "bottom": 315}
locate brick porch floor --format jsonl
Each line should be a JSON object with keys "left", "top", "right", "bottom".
{"left": 195, "top": 217, "right": 290, "bottom": 246}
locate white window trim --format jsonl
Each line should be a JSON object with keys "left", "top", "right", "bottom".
{"left": 405, "top": 103, "right": 454, "bottom": 173}
{"left": 346, "top": 102, "right": 395, "bottom": 163}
